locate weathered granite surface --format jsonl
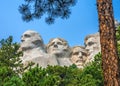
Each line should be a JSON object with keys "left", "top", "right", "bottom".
{"left": 20, "top": 30, "right": 58, "bottom": 68}
{"left": 20, "top": 30, "right": 101, "bottom": 68}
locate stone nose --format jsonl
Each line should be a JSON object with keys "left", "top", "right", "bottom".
{"left": 21, "top": 36, "right": 25, "bottom": 42}
{"left": 86, "top": 46, "right": 89, "bottom": 50}
{"left": 78, "top": 53, "right": 82, "bottom": 58}
{"left": 53, "top": 44, "right": 58, "bottom": 48}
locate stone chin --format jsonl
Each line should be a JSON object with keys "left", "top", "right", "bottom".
{"left": 50, "top": 50, "right": 64, "bottom": 56}
{"left": 21, "top": 42, "right": 35, "bottom": 51}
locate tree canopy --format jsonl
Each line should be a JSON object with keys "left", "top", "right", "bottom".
{"left": 19, "top": 0, "right": 77, "bottom": 24}
{"left": 0, "top": 36, "right": 103, "bottom": 86}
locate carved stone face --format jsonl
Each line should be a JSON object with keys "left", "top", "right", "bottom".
{"left": 85, "top": 33, "right": 100, "bottom": 53}
{"left": 85, "top": 37, "right": 97, "bottom": 51}
{"left": 47, "top": 38, "right": 69, "bottom": 56}
{"left": 71, "top": 46, "right": 87, "bottom": 67}
{"left": 21, "top": 30, "right": 44, "bottom": 51}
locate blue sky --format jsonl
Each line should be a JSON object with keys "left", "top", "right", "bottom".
{"left": 0, "top": 0, "right": 120, "bottom": 47}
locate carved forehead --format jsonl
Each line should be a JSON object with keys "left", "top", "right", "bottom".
{"left": 86, "top": 37, "right": 96, "bottom": 43}
{"left": 51, "top": 38, "right": 66, "bottom": 43}
{"left": 48, "top": 38, "right": 68, "bottom": 45}
{"left": 22, "top": 30, "right": 39, "bottom": 36}
{"left": 85, "top": 33, "right": 100, "bottom": 44}
{"left": 46, "top": 38, "right": 69, "bottom": 50}
{"left": 72, "top": 46, "right": 86, "bottom": 52}
{"left": 85, "top": 33, "right": 99, "bottom": 42}
{"left": 71, "top": 46, "right": 88, "bottom": 56}
{"left": 22, "top": 30, "right": 43, "bottom": 40}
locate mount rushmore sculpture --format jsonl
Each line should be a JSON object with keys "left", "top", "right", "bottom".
{"left": 19, "top": 30, "right": 101, "bottom": 69}
{"left": 20, "top": 30, "right": 58, "bottom": 68}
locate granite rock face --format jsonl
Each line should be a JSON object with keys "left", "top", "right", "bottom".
{"left": 20, "top": 30, "right": 58, "bottom": 68}
{"left": 84, "top": 32, "right": 101, "bottom": 64}
{"left": 115, "top": 20, "right": 120, "bottom": 28}
{"left": 70, "top": 46, "right": 88, "bottom": 68}
{"left": 46, "top": 38, "right": 72, "bottom": 66}
{"left": 20, "top": 30, "right": 101, "bottom": 69}
{"left": 20, "top": 20, "right": 120, "bottom": 68}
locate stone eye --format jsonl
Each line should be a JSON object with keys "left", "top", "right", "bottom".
{"left": 24, "top": 34, "right": 31, "bottom": 38}
{"left": 82, "top": 52, "right": 86, "bottom": 56}
{"left": 73, "top": 52, "right": 79, "bottom": 55}
{"left": 76, "top": 60, "right": 80, "bottom": 63}
{"left": 88, "top": 42, "right": 94, "bottom": 46}
{"left": 57, "top": 42, "right": 62, "bottom": 45}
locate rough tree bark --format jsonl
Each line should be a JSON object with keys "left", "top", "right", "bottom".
{"left": 97, "top": 0, "right": 120, "bottom": 86}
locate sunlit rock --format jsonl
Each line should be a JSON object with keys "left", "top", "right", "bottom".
{"left": 47, "top": 38, "right": 72, "bottom": 66}
{"left": 84, "top": 32, "right": 101, "bottom": 63}
{"left": 20, "top": 30, "right": 58, "bottom": 68}
{"left": 70, "top": 46, "right": 88, "bottom": 68}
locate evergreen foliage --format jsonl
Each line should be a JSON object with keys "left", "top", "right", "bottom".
{"left": 0, "top": 36, "right": 24, "bottom": 86}
{"left": 116, "top": 25, "right": 120, "bottom": 57}
{"left": 19, "top": 0, "right": 77, "bottom": 24}
{"left": 0, "top": 36, "right": 23, "bottom": 71}
{"left": 3, "top": 35, "right": 120, "bottom": 85}
{"left": 0, "top": 36, "right": 104, "bottom": 86}
{"left": 22, "top": 65, "right": 82, "bottom": 86}
{"left": 3, "top": 76, "right": 24, "bottom": 86}
{"left": 22, "top": 55, "right": 103, "bottom": 86}
{"left": 82, "top": 53, "right": 103, "bottom": 86}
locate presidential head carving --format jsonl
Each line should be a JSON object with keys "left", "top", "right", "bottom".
{"left": 47, "top": 38, "right": 70, "bottom": 57}
{"left": 84, "top": 33, "right": 100, "bottom": 53}
{"left": 70, "top": 46, "right": 88, "bottom": 68}
{"left": 20, "top": 30, "right": 44, "bottom": 51}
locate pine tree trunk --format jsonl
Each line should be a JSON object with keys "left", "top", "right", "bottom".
{"left": 97, "top": 0, "right": 120, "bottom": 86}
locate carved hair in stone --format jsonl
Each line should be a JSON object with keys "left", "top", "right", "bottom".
{"left": 47, "top": 38, "right": 72, "bottom": 66}
{"left": 84, "top": 32, "right": 101, "bottom": 63}
{"left": 70, "top": 46, "right": 88, "bottom": 68}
